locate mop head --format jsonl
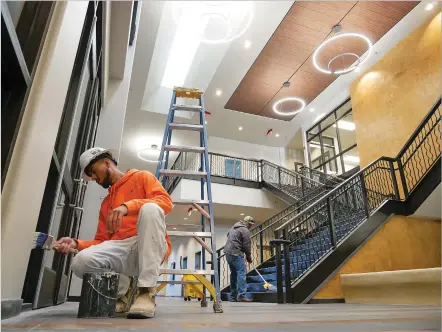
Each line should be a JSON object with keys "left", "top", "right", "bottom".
{"left": 263, "top": 281, "right": 276, "bottom": 291}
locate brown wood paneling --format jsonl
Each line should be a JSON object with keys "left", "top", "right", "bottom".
{"left": 225, "top": 1, "right": 419, "bottom": 121}
{"left": 314, "top": 216, "right": 441, "bottom": 299}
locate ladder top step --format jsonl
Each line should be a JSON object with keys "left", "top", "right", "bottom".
{"left": 174, "top": 87, "right": 202, "bottom": 99}
{"left": 165, "top": 145, "right": 205, "bottom": 153}
{"left": 173, "top": 199, "right": 210, "bottom": 206}
{"left": 160, "top": 169, "right": 207, "bottom": 179}
{"left": 160, "top": 269, "right": 214, "bottom": 275}
{"left": 169, "top": 123, "right": 204, "bottom": 132}
{"left": 173, "top": 104, "right": 202, "bottom": 112}
{"left": 168, "top": 231, "right": 212, "bottom": 238}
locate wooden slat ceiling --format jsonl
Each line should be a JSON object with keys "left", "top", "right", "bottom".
{"left": 225, "top": 1, "right": 419, "bottom": 121}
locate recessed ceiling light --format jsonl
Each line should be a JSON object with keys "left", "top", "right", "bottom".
{"left": 309, "top": 108, "right": 315, "bottom": 112}
{"left": 184, "top": 217, "right": 188, "bottom": 220}
{"left": 275, "top": 133, "right": 280, "bottom": 137}
{"left": 425, "top": 3, "right": 434, "bottom": 10}
{"left": 216, "top": 89, "right": 222, "bottom": 96}
{"left": 173, "top": 227, "right": 177, "bottom": 230}
{"left": 244, "top": 40, "right": 252, "bottom": 49}
{"left": 238, "top": 126, "right": 243, "bottom": 131}
{"left": 240, "top": 213, "right": 244, "bottom": 216}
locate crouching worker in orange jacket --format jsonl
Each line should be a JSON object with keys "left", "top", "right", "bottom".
{"left": 54, "top": 147, "right": 172, "bottom": 319}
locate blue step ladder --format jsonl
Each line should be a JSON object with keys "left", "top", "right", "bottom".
{"left": 155, "top": 86, "right": 223, "bottom": 313}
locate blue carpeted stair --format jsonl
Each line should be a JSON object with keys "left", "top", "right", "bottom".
{"left": 221, "top": 204, "right": 367, "bottom": 301}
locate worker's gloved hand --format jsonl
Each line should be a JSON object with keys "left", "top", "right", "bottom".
{"left": 54, "top": 237, "right": 77, "bottom": 254}
{"left": 106, "top": 204, "right": 128, "bottom": 234}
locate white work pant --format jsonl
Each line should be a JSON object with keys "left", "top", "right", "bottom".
{"left": 71, "top": 203, "right": 167, "bottom": 296}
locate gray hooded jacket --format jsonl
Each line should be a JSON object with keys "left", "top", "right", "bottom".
{"left": 224, "top": 221, "right": 252, "bottom": 262}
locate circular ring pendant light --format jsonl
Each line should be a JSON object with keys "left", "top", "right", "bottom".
{"left": 273, "top": 97, "right": 306, "bottom": 116}
{"left": 313, "top": 32, "right": 373, "bottom": 75}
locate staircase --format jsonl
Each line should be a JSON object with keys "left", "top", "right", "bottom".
{"left": 221, "top": 98, "right": 441, "bottom": 303}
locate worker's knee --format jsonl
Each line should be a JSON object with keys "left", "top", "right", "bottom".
{"left": 138, "top": 203, "right": 164, "bottom": 223}
{"left": 70, "top": 250, "right": 97, "bottom": 278}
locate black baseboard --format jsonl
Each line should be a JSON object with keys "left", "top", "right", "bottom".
{"left": 67, "top": 296, "right": 81, "bottom": 302}
{"left": 1, "top": 299, "right": 23, "bottom": 320}
{"left": 308, "top": 298, "right": 345, "bottom": 304}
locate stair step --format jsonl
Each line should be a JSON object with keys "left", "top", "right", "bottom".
{"left": 173, "top": 104, "right": 202, "bottom": 112}
{"left": 167, "top": 231, "right": 212, "bottom": 238}
{"left": 173, "top": 199, "right": 209, "bottom": 206}
{"left": 169, "top": 123, "right": 204, "bottom": 132}
{"left": 160, "top": 169, "right": 207, "bottom": 179}
{"left": 160, "top": 268, "right": 214, "bottom": 275}
{"left": 165, "top": 145, "right": 205, "bottom": 153}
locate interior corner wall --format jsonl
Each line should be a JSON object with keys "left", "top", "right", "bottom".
{"left": 313, "top": 216, "right": 441, "bottom": 299}
{"left": 69, "top": 3, "right": 141, "bottom": 297}
{"left": 0, "top": 2, "right": 88, "bottom": 301}
{"left": 350, "top": 12, "right": 441, "bottom": 167}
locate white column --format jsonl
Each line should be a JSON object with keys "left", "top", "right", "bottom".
{"left": 1, "top": 2, "right": 88, "bottom": 301}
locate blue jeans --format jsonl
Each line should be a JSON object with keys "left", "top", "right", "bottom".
{"left": 226, "top": 254, "right": 246, "bottom": 299}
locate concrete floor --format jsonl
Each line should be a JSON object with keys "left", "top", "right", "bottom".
{"left": 2, "top": 298, "right": 441, "bottom": 331}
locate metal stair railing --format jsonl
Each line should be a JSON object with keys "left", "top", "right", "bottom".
{"left": 272, "top": 98, "right": 441, "bottom": 303}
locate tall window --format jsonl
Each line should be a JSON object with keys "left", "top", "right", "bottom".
{"left": 1, "top": 1, "right": 54, "bottom": 187}
{"left": 306, "top": 99, "right": 359, "bottom": 175}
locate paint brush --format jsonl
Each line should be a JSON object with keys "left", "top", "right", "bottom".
{"left": 32, "top": 232, "right": 78, "bottom": 254}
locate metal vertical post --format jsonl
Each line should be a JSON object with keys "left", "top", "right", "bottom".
{"left": 326, "top": 197, "right": 337, "bottom": 248}
{"left": 397, "top": 159, "right": 409, "bottom": 198}
{"left": 273, "top": 231, "right": 284, "bottom": 304}
{"left": 282, "top": 229, "right": 291, "bottom": 304}
{"left": 359, "top": 173, "right": 370, "bottom": 217}
{"left": 389, "top": 160, "right": 400, "bottom": 200}
{"left": 259, "top": 225, "right": 264, "bottom": 264}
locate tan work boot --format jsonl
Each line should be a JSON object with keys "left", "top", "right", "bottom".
{"left": 127, "top": 287, "right": 156, "bottom": 319}
{"left": 116, "top": 277, "right": 139, "bottom": 313}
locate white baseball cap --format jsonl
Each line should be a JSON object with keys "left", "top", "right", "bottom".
{"left": 79, "top": 147, "right": 117, "bottom": 181}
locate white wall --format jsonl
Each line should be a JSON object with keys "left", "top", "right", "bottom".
{"left": 1, "top": 2, "right": 88, "bottom": 301}
{"left": 208, "top": 136, "right": 286, "bottom": 166}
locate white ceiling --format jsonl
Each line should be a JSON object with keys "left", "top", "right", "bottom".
{"left": 121, "top": 0, "right": 436, "bottom": 171}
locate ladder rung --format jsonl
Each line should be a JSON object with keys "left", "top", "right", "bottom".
{"left": 158, "top": 280, "right": 201, "bottom": 285}
{"left": 173, "top": 199, "right": 210, "bottom": 206}
{"left": 169, "top": 123, "right": 204, "bottom": 132}
{"left": 160, "top": 269, "right": 214, "bottom": 275}
{"left": 173, "top": 104, "right": 202, "bottom": 112}
{"left": 168, "top": 231, "right": 212, "bottom": 238}
{"left": 160, "top": 169, "right": 207, "bottom": 179}
{"left": 165, "top": 145, "right": 205, "bottom": 153}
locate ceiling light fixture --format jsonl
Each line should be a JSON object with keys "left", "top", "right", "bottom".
{"left": 425, "top": 3, "right": 434, "bottom": 10}
{"left": 244, "top": 40, "right": 252, "bottom": 49}
{"left": 333, "top": 120, "right": 356, "bottom": 131}
{"left": 344, "top": 156, "right": 360, "bottom": 163}
{"left": 238, "top": 126, "right": 243, "bottom": 131}
{"left": 240, "top": 213, "right": 244, "bottom": 216}
{"left": 275, "top": 133, "right": 280, "bottom": 137}
{"left": 313, "top": 32, "right": 373, "bottom": 75}
{"left": 137, "top": 144, "right": 165, "bottom": 163}
{"left": 216, "top": 89, "right": 222, "bottom": 96}
{"left": 273, "top": 97, "right": 306, "bottom": 116}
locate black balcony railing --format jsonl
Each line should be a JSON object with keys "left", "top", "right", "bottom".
{"left": 272, "top": 98, "right": 441, "bottom": 303}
